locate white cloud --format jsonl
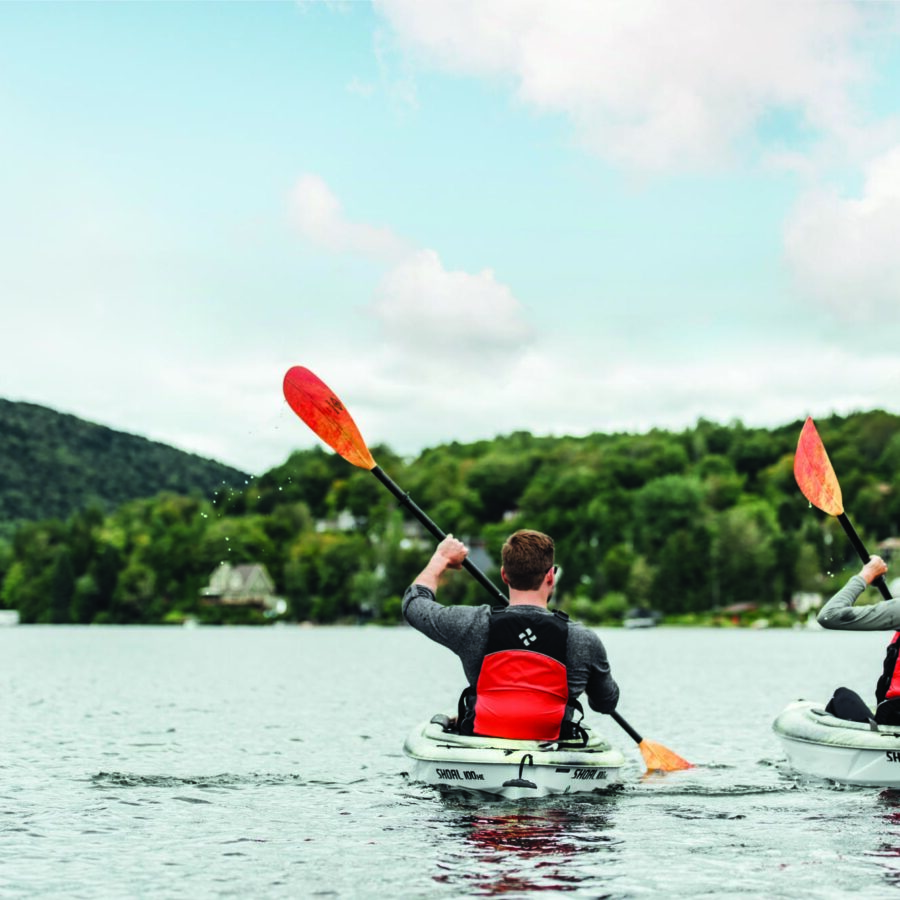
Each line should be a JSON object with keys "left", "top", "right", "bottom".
{"left": 373, "top": 26, "right": 419, "bottom": 112}
{"left": 784, "top": 145, "right": 900, "bottom": 321}
{"left": 372, "top": 248, "right": 534, "bottom": 361}
{"left": 289, "top": 173, "right": 412, "bottom": 261}
{"left": 291, "top": 334, "right": 900, "bottom": 465}
{"left": 374, "top": 0, "right": 894, "bottom": 171}
{"left": 289, "top": 176, "right": 535, "bottom": 367}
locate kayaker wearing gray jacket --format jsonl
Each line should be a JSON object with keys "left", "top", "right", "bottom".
{"left": 818, "top": 556, "right": 895, "bottom": 630}
{"left": 403, "top": 529, "right": 619, "bottom": 741}
{"left": 816, "top": 556, "right": 900, "bottom": 724}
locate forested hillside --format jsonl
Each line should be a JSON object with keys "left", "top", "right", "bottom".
{"left": 0, "top": 399, "right": 248, "bottom": 530}
{"left": 2, "top": 409, "right": 899, "bottom": 626}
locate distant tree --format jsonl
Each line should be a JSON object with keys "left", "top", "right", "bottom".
{"left": 632, "top": 475, "right": 706, "bottom": 555}
{"left": 4, "top": 521, "right": 66, "bottom": 622}
{"left": 653, "top": 527, "right": 713, "bottom": 613}
{"left": 729, "top": 429, "right": 785, "bottom": 485}
{"left": 0, "top": 537, "right": 11, "bottom": 588}
{"left": 465, "top": 452, "right": 538, "bottom": 521}
{"left": 626, "top": 556, "right": 657, "bottom": 610}
{"left": 49, "top": 548, "right": 75, "bottom": 624}
{"left": 714, "top": 500, "right": 782, "bottom": 606}
{"left": 112, "top": 560, "right": 157, "bottom": 623}
{"left": 71, "top": 573, "right": 101, "bottom": 624}
{"left": 90, "top": 543, "right": 122, "bottom": 619}
{"left": 283, "top": 532, "right": 370, "bottom": 622}
{"left": 793, "top": 542, "right": 825, "bottom": 594}
{"left": 602, "top": 543, "right": 636, "bottom": 593}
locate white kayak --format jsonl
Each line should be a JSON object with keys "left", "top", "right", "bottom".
{"left": 773, "top": 699, "right": 900, "bottom": 786}
{"left": 403, "top": 716, "right": 627, "bottom": 800}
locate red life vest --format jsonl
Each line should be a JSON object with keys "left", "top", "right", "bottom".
{"left": 472, "top": 607, "right": 570, "bottom": 741}
{"left": 877, "top": 631, "right": 900, "bottom": 703}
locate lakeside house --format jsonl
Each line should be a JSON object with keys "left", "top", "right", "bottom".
{"left": 200, "top": 562, "right": 283, "bottom": 612}
{"left": 878, "top": 537, "right": 900, "bottom": 557}
{"left": 790, "top": 592, "right": 823, "bottom": 615}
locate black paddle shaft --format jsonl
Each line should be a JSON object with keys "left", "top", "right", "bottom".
{"left": 369, "top": 465, "right": 507, "bottom": 605}
{"left": 837, "top": 512, "right": 892, "bottom": 601}
{"left": 609, "top": 710, "right": 642, "bottom": 743}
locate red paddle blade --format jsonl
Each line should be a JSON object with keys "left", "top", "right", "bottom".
{"left": 638, "top": 739, "right": 693, "bottom": 772}
{"left": 794, "top": 417, "right": 844, "bottom": 516}
{"left": 283, "top": 366, "right": 376, "bottom": 470}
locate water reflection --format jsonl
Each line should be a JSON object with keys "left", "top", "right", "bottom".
{"left": 432, "top": 795, "right": 621, "bottom": 896}
{"left": 870, "top": 790, "right": 900, "bottom": 886}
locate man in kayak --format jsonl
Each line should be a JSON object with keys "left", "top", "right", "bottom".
{"left": 402, "top": 529, "right": 619, "bottom": 741}
{"left": 817, "top": 555, "right": 900, "bottom": 724}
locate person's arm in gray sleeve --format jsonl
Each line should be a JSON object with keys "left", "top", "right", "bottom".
{"left": 818, "top": 556, "right": 900, "bottom": 630}
{"left": 583, "top": 632, "right": 619, "bottom": 714}
{"left": 402, "top": 535, "right": 481, "bottom": 653}
{"left": 409, "top": 534, "right": 468, "bottom": 594}
{"left": 402, "top": 584, "right": 468, "bottom": 645}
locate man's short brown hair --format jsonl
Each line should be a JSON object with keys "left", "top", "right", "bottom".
{"left": 501, "top": 529, "right": 554, "bottom": 591}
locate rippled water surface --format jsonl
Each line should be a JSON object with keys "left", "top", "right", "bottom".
{"left": 3, "top": 624, "right": 900, "bottom": 898}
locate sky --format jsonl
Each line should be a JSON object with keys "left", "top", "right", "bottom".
{"left": 3, "top": 1, "right": 900, "bottom": 476}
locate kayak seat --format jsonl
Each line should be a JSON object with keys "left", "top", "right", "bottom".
{"left": 877, "top": 697, "right": 900, "bottom": 726}
{"left": 429, "top": 713, "right": 454, "bottom": 733}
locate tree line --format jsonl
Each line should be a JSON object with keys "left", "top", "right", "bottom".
{"left": 2, "top": 410, "right": 899, "bottom": 625}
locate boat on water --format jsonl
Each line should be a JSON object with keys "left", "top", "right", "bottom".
{"left": 773, "top": 699, "right": 900, "bottom": 787}
{"left": 622, "top": 607, "right": 661, "bottom": 629}
{"left": 403, "top": 716, "right": 626, "bottom": 800}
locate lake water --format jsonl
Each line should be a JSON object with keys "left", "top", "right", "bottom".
{"left": 3, "top": 624, "right": 900, "bottom": 898}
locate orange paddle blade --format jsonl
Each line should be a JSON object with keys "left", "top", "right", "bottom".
{"left": 283, "top": 366, "right": 376, "bottom": 470}
{"left": 638, "top": 739, "right": 693, "bottom": 773}
{"left": 794, "top": 416, "right": 843, "bottom": 516}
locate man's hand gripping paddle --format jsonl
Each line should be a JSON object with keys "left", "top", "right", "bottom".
{"left": 283, "top": 365, "right": 692, "bottom": 773}
{"left": 794, "top": 416, "right": 891, "bottom": 600}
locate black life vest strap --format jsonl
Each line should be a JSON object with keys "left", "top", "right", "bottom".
{"left": 489, "top": 606, "right": 569, "bottom": 621}
{"left": 555, "top": 698, "right": 589, "bottom": 748}
{"left": 457, "top": 685, "right": 477, "bottom": 735}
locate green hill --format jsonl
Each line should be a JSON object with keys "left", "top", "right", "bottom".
{"left": 0, "top": 399, "right": 249, "bottom": 529}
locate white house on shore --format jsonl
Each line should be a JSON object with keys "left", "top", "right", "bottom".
{"left": 200, "top": 563, "right": 285, "bottom": 613}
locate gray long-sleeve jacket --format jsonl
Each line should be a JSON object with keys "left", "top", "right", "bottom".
{"left": 402, "top": 584, "right": 619, "bottom": 713}
{"left": 817, "top": 575, "right": 900, "bottom": 631}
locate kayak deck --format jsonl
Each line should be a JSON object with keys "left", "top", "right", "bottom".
{"left": 403, "top": 718, "right": 626, "bottom": 799}
{"left": 773, "top": 699, "right": 900, "bottom": 786}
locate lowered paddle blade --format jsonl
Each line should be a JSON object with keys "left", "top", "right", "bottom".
{"left": 794, "top": 417, "right": 844, "bottom": 516}
{"left": 610, "top": 710, "right": 691, "bottom": 773}
{"left": 638, "top": 738, "right": 693, "bottom": 773}
{"left": 283, "top": 366, "right": 376, "bottom": 470}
